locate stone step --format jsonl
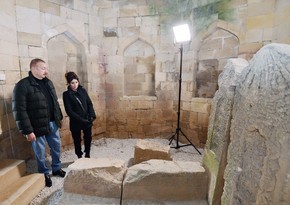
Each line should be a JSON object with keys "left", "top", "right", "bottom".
{"left": 0, "top": 173, "right": 45, "bottom": 205}
{"left": 0, "top": 159, "right": 26, "bottom": 193}
{"left": 0, "top": 159, "right": 45, "bottom": 205}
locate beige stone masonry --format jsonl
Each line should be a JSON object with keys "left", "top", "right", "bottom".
{"left": 0, "top": 55, "right": 19, "bottom": 71}
{"left": 123, "top": 159, "right": 208, "bottom": 201}
{"left": 0, "top": 159, "right": 26, "bottom": 193}
{"left": 16, "top": 6, "right": 41, "bottom": 34}
{"left": 0, "top": 159, "right": 45, "bottom": 205}
{"left": 138, "top": 5, "right": 151, "bottom": 16}
{"left": 246, "top": 14, "right": 275, "bottom": 30}
{"left": 73, "top": 0, "right": 90, "bottom": 13}
{"left": 71, "top": 9, "right": 89, "bottom": 23}
{"left": 245, "top": 29, "right": 263, "bottom": 42}
{"left": 0, "top": 173, "right": 44, "bottom": 205}
{"left": 0, "top": 41, "right": 19, "bottom": 56}
{"left": 119, "top": 5, "right": 138, "bottom": 17}
{"left": 247, "top": 0, "right": 275, "bottom": 16}
{"left": 17, "top": 32, "right": 42, "bottom": 46}
{"left": 133, "top": 139, "right": 172, "bottom": 164}
{"left": 40, "top": 0, "right": 60, "bottom": 16}
{"left": 63, "top": 158, "right": 126, "bottom": 198}
{"left": 118, "top": 17, "right": 136, "bottom": 27}
{"left": 191, "top": 98, "right": 211, "bottom": 114}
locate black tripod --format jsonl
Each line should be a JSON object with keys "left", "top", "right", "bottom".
{"left": 169, "top": 44, "right": 201, "bottom": 155}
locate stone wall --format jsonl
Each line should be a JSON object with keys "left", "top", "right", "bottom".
{"left": 1, "top": 0, "right": 290, "bottom": 160}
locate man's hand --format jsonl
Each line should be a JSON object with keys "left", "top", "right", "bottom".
{"left": 25, "top": 133, "right": 36, "bottom": 141}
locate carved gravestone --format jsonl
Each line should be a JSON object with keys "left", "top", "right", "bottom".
{"left": 203, "top": 58, "right": 248, "bottom": 205}
{"left": 222, "top": 43, "right": 290, "bottom": 205}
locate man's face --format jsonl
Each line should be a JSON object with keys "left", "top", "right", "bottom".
{"left": 31, "top": 61, "right": 49, "bottom": 79}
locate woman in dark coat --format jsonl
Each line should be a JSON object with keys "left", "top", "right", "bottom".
{"left": 63, "top": 72, "right": 96, "bottom": 158}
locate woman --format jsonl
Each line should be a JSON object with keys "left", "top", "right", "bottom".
{"left": 63, "top": 72, "right": 96, "bottom": 158}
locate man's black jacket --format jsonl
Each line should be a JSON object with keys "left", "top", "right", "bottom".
{"left": 12, "top": 71, "right": 63, "bottom": 136}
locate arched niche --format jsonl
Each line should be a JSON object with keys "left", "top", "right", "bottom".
{"left": 123, "top": 39, "right": 156, "bottom": 96}
{"left": 195, "top": 20, "right": 241, "bottom": 98}
{"left": 42, "top": 24, "right": 88, "bottom": 99}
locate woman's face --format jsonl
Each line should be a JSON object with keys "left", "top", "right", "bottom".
{"left": 69, "top": 79, "right": 79, "bottom": 91}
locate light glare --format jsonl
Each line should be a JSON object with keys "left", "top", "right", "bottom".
{"left": 173, "top": 24, "right": 191, "bottom": 43}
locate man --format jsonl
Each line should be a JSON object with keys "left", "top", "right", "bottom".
{"left": 12, "top": 58, "right": 66, "bottom": 187}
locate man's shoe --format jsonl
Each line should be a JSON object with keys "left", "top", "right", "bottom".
{"left": 44, "top": 174, "right": 52, "bottom": 187}
{"left": 52, "top": 169, "right": 66, "bottom": 178}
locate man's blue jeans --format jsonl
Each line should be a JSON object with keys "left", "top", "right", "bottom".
{"left": 31, "top": 121, "right": 62, "bottom": 175}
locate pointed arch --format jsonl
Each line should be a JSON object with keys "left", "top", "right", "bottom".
{"left": 42, "top": 24, "right": 89, "bottom": 53}
{"left": 41, "top": 24, "right": 89, "bottom": 98}
{"left": 194, "top": 19, "right": 244, "bottom": 51}
{"left": 118, "top": 35, "right": 156, "bottom": 56}
{"left": 194, "top": 20, "right": 242, "bottom": 98}
{"left": 121, "top": 37, "right": 156, "bottom": 96}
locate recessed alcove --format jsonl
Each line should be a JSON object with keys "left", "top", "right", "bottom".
{"left": 124, "top": 39, "right": 156, "bottom": 97}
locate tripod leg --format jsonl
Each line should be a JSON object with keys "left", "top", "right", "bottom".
{"left": 169, "top": 131, "right": 177, "bottom": 145}
{"left": 179, "top": 129, "right": 201, "bottom": 155}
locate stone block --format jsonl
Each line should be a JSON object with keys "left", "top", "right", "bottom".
{"left": 103, "top": 17, "right": 117, "bottom": 27}
{"left": 16, "top": 0, "right": 39, "bottom": 10}
{"left": 71, "top": 9, "right": 88, "bottom": 23}
{"left": 63, "top": 158, "right": 126, "bottom": 198}
{"left": 118, "top": 17, "right": 136, "bottom": 27}
{"left": 191, "top": 98, "right": 211, "bottom": 114}
{"left": 123, "top": 160, "right": 208, "bottom": 201}
{"left": 73, "top": 0, "right": 90, "bottom": 13}
{"left": 248, "top": 1, "right": 275, "bottom": 16}
{"left": 120, "top": 6, "right": 138, "bottom": 17}
{"left": 0, "top": 41, "right": 18, "bottom": 56}
{"left": 17, "top": 32, "right": 41, "bottom": 46}
{"left": 133, "top": 139, "right": 172, "bottom": 164}
{"left": 245, "top": 28, "right": 264, "bottom": 44}
{"left": 28, "top": 46, "right": 46, "bottom": 59}
{"left": 138, "top": 5, "right": 150, "bottom": 16}
{"left": 197, "top": 113, "right": 209, "bottom": 126}
{"left": 40, "top": 0, "right": 60, "bottom": 16}
{"left": 246, "top": 14, "right": 275, "bottom": 29}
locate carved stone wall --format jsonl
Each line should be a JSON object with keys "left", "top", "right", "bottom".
{"left": 203, "top": 58, "right": 249, "bottom": 205}
{"left": 222, "top": 43, "right": 290, "bottom": 205}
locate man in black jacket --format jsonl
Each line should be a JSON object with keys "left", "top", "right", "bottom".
{"left": 12, "top": 58, "right": 66, "bottom": 187}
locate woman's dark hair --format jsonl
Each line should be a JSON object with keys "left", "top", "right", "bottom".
{"left": 65, "top": 71, "right": 79, "bottom": 84}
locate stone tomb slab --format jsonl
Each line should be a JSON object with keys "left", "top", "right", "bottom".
{"left": 133, "top": 139, "right": 172, "bottom": 164}
{"left": 122, "top": 159, "right": 208, "bottom": 202}
{"left": 63, "top": 158, "right": 126, "bottom": 198}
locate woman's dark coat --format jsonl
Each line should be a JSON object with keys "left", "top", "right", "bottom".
{"left": 63, "top": 85, "right": 96, "bottom": 131}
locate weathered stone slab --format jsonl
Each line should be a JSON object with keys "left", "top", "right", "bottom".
{"left": 63, "top": 158, "right": 126, "bottom": 198}
{"left": 122, "top": 159, "right": 207, "bottom": 202}
{"left": 203, "top": 58, "right": 248, "bottom": 205}
{"left": 133, "top": 139, "right": 172, "bottom": 164}
{"left": 222, "top": 43, "right": 290, "bottom": 205}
